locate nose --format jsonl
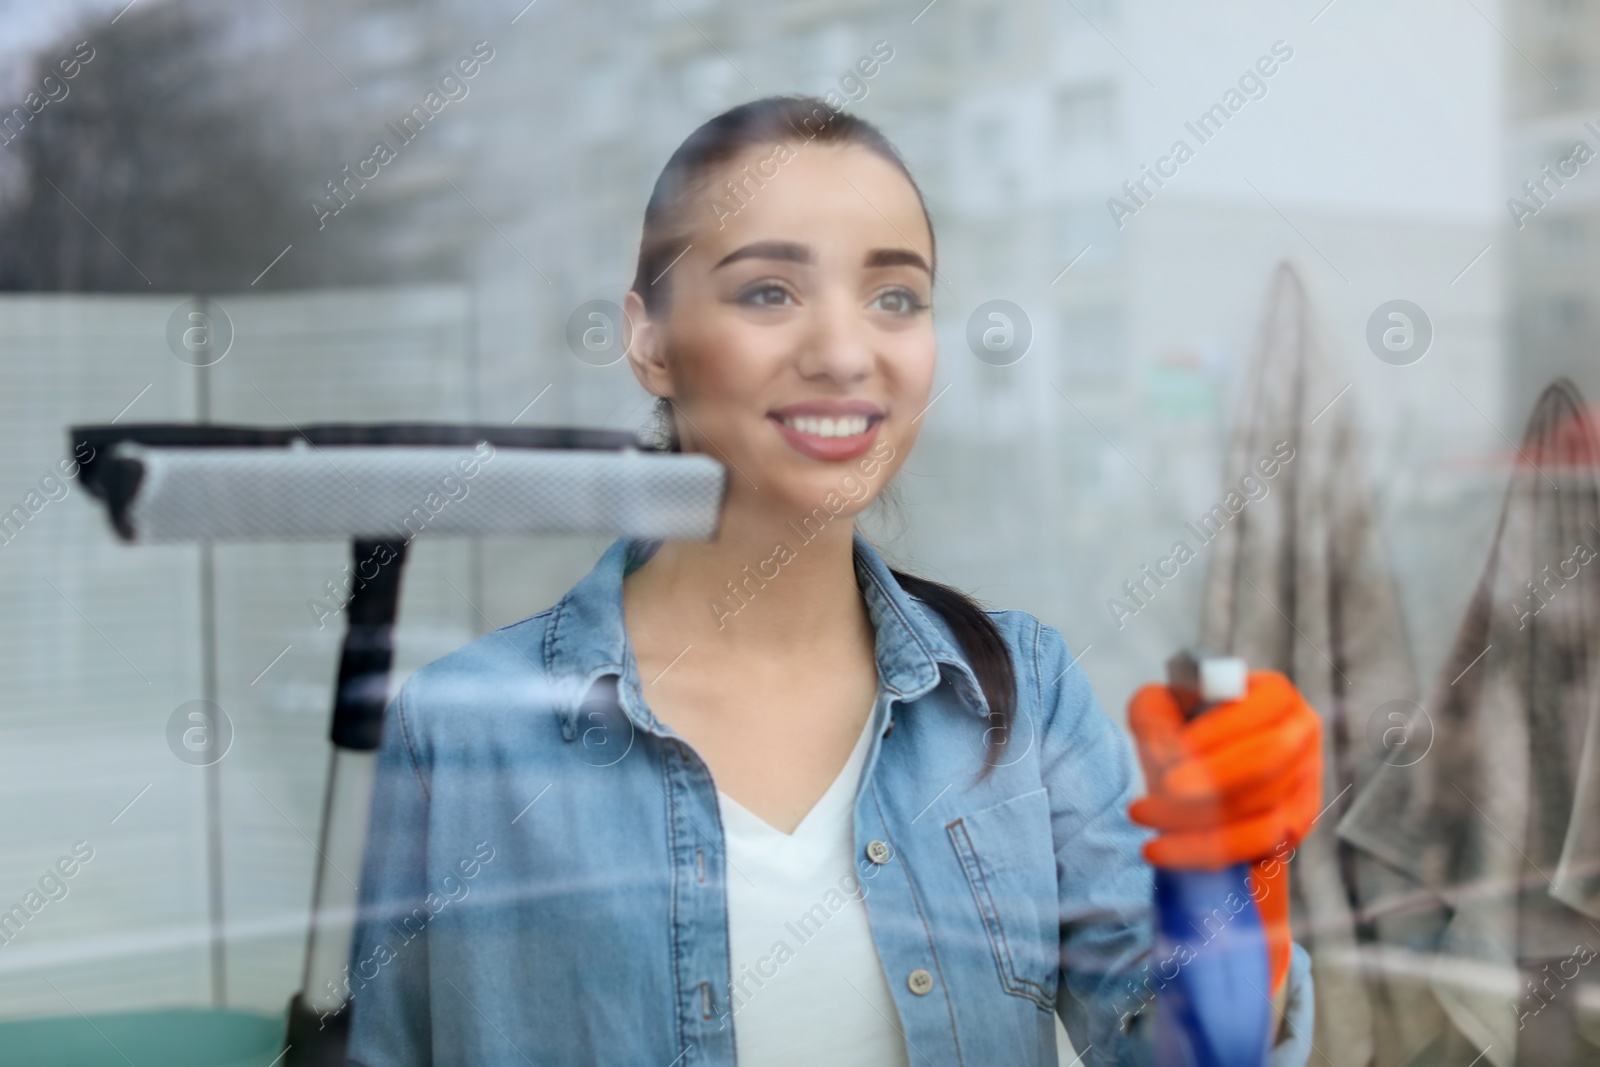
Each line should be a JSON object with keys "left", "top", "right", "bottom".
{"left": 793, "top": 291, "right": 874, "bottom": 385}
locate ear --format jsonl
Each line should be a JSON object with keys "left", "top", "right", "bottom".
{"left": 623, "top": 290, "right": 674, "bottom": 399}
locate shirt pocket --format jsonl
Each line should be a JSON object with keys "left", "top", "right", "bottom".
{"left": 946, "top": 787, "right": 1059, "bottom": 1010}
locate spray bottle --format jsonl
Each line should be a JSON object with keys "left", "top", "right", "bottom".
{"left": 1149, "top": 649, "right": 1273, "bottom": 1067}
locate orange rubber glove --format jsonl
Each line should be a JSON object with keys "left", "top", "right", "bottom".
{"left": 1249, "top": 846, "right": 1294, "bottom": 1002}
{"left": 1126, "top": 669, "right": 1322, "bottom": 997}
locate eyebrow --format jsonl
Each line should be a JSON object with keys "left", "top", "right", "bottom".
{"left": 864, "top": 248, "right": 932, "bottom": 275}
{"left": 712, "top": 240, "right": 932, "bottom": 276}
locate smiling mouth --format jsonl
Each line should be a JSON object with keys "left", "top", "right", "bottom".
{"left": 767, "top": 409, "right": 886, "bottom": 461}
{"left": 774, "top": 414, "right": 878, "bottom": 438}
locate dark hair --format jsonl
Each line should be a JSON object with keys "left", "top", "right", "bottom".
{"left": 630, "top": 95, "right": 1015, "bottom": 770}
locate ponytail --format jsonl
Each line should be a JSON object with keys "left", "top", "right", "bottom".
{"left": 887, "top": 568, "right": 1016, "bottom": 776}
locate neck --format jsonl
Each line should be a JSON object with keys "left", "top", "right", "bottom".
{"left": 627, "top": 489, "right": 871, "bottom": 654}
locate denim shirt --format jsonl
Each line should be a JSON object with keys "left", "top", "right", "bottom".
{"left": 345, "top": 532, "right": 1314, "bottom": 1066}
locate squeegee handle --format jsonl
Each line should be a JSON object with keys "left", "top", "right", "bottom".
{"left": 330, "top": 539, "right": 409, "bottom": 750}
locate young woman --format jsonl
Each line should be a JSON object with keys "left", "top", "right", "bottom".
{"left": 346, "top": 95, "right": 1321, "bottom": 1066}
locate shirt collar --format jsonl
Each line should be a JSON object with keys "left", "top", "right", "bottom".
{"left": 542, "top": 531, "right": 992, "bottom": 734}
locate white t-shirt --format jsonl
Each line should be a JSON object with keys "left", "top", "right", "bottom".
{"left": 716, "top": 711, "right": 911, "bottom": 1067}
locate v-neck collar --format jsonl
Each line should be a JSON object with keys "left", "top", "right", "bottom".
{"left": 716, "top": 706, "right": 878, "bottom": 840}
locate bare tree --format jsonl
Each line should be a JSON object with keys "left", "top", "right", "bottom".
{"left": 0, "top": 0, "right": 473, "bottom": 291}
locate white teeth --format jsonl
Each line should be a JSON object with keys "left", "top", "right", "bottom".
{"left": 781, "top": 415, "right": 871, "bottom": 438}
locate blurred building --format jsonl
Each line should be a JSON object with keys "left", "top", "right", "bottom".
{"left": 1504, "top": 0, "right": 1600, "bottom": 419}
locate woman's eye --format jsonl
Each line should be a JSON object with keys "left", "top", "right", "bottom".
{"left": 739, "top": 284, "right": 793, "bottom": 307}
{"left": 873, "top": 287, "right": 927, "bottom": 315}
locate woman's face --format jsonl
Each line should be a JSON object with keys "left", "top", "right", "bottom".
{"left": 625, "top": 140, "right": 936, "bottom": 519}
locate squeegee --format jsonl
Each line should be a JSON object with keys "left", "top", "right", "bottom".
{"left": 71, "top": 421, "right": 726, "bottom": 1067}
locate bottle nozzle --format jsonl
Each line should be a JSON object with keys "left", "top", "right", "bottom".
{"left": 1166, "top": 648, "right": 1247, "bottom": 719}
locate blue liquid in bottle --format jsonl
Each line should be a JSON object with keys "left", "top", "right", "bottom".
{"left": 1148, "top": 651, "right": 1273, "bottom": 1067}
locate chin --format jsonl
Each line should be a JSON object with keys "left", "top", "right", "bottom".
{"left": 759, "top": 463, "right": 878, "bottom": 522}
{"left": 725, "top": 425, "right": 901, "bottom": 523}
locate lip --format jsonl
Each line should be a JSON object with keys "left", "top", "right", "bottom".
{"left": 767, "top": 400, "right": 886, "bottom": 462}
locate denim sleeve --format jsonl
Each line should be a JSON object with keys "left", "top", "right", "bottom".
{"left": 1033, "top": 620, "right": 1159, "bottom": 1066}
{"left": 345, "top": 682, "right": 434, "bottom": 1067}
{"left": 1033, "top": 622, "right": 1314, "bottom": 1067}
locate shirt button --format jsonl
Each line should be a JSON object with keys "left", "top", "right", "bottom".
{"left": 907, "top": 968, "right": 934, "bottom": 996}
{"left": 865, "top": 839, "right": 892, "bottom": 865}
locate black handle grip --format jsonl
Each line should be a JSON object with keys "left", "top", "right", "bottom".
{"left": 329, "top": 539, "right": 409, "bottom": 750}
